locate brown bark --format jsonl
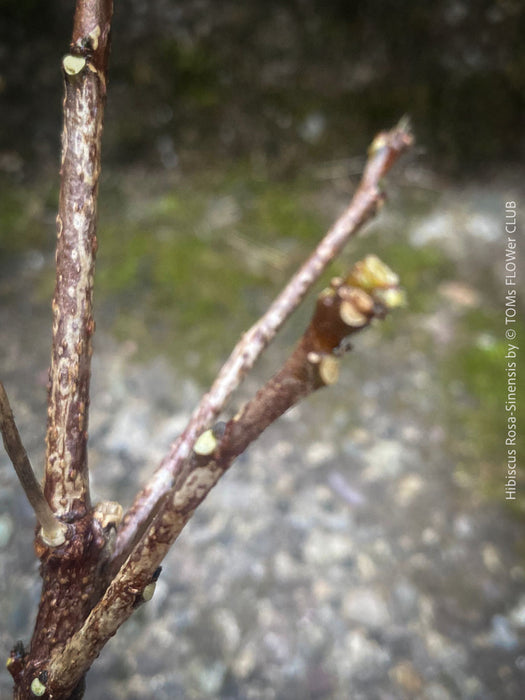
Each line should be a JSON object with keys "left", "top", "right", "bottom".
{"left": 4, "top": 0, "right": 412, "bottom": 695}
{"left": 44, "top": 0, "right": 112, "bottom": 518}
{"left": 42, "top": 259, "right": 404, "bottom": 697}
{"left": 8, "top": 2, "right": 114, "bottom": 698}
{"left": 113, "top": 123, "right": 413, "bottom": 564}
{"left": 0, "top": 383, "right": 66, "bottom": 546}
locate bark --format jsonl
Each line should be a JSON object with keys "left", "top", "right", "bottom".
{"left": 113, "top": 123, "right": 413, "bottom": 564}
{"left": 0, "top": 383, "right": 66, "bottom": 546}
{"left": 3, "top": 0, "right": 413, "bottom": 696}
{"left": 43, "top": 258, "right": 404, "bottom": 698}
{"left": 8, "top": 2, "right": 114, "bottom": 698}
{"left": 45, "top": 0, "right": 112, "bottom": 518}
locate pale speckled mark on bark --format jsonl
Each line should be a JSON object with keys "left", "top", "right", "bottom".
{"left": 172, "top": 465, "right": 222, "bottom": 509}
{"left": 10, "top": 3, "right": 115, "bottom": 698}
{"left": 45, "top": 58, "right": 104, "bottom": 517}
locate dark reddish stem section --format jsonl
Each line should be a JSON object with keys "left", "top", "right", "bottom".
{"left": 9, "top": 2, "right": 114, "bottom": 699}
{"left": 45, "top": 0, "right": 113, "bottom": 518}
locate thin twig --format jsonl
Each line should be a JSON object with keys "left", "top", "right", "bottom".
{"left": 113, "top": 121, "right": 413, "bottom": 562}
{"left": 0, "top": 383, "right": 66, "bottom": 546}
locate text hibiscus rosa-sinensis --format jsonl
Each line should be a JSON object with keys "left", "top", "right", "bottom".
{"left": 504, "top": 201, "right": 518, "bottom": 501}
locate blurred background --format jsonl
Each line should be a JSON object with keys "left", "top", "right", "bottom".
{"left": 1, "top": 1, "right": 524, "bottom": 698}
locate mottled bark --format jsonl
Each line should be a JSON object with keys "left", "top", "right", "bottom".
{"left": 8, "top": 2, "right": 114, "bottom": 699}
{"left": 44, "top": 1, "right": 112, "bottom": 518}
{"left": 4, "top": 0, "right": 413, "bottom": 695}
{"left": 43, "top": 255, "right": 404, "bottom": 696}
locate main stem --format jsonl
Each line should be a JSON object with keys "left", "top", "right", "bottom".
{"left": 10, "top": 2, "right": 114, "bottom": 698}
{"left": 45, "top": 0, "right": 112, "bottom": 518}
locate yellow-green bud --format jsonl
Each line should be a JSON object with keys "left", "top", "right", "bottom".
{"left": 373, "top": 287, "right": 406, "bottom": 310}
{"left": 319, "top": 355, "right": 340, "bottom": 386}
{"left": 339, "top": 302, "right": 368, "bottom": 328}
{"left": 142, "top": 582, "right": 156, "bottom": 602}
{"left": 193, "top": 429, "right": 218, "bottom": 456}
{"left": 63, "top": 55, "right": 86, "bottom": 76}
{"left": 30, "top": 677, "right": 46, "bottom": 697}
{"left": 346, "top": 255, "right": 399, "bottom": 293}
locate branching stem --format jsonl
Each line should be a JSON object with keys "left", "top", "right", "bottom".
{"left": 114, "top": 121, "right": 413, "bottom": 562}
{"left": 0, "top": 383, "right": 67, "bottom": 547}
{"left": 44, "top": 180, "right": 410, "bottom": 700}
{"left": 6, "top": 0, "right": 412, "bottom": 691}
